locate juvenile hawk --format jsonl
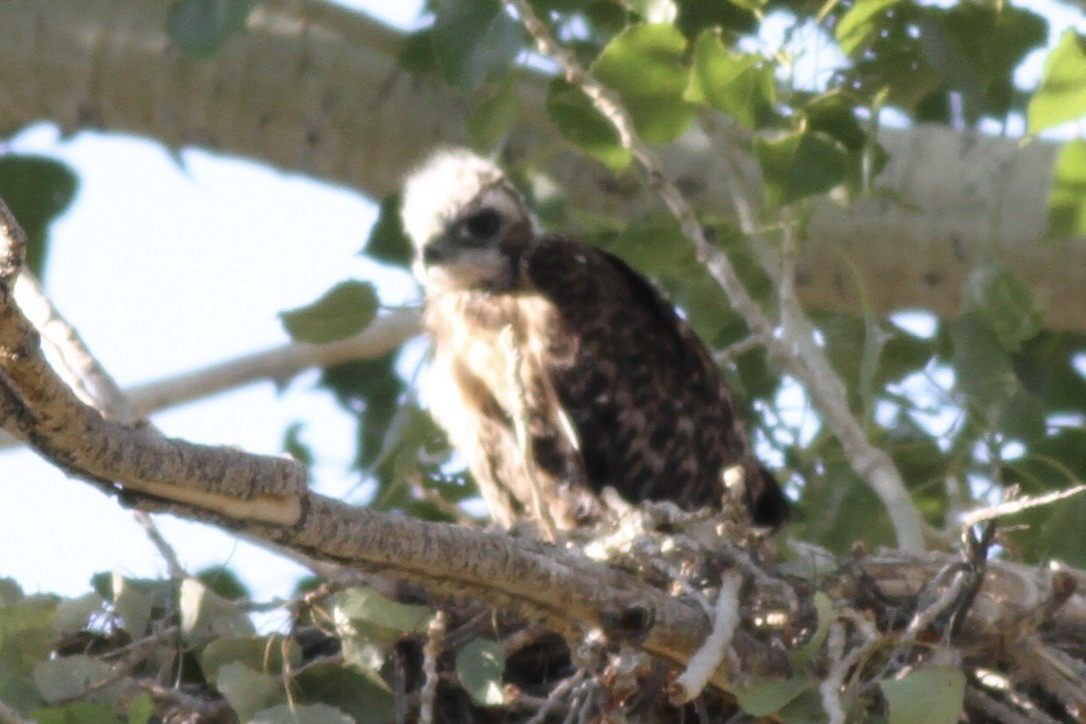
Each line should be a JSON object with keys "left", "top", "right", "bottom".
{"left": 402, "top": 149, "right": 789, "bottom": 530}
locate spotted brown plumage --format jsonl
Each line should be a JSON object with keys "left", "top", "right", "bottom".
{"left": 403, "top": 149, "right": 789, "bottom": 530}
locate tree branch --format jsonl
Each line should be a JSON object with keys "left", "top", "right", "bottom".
{"left": 0, "top": 0, "right": 1081, "bottom": 331}
{"left": 0, "top": 196, "right": 718, "bottom": 682}
{"left": 3, "top": 196, "right": 1086, "bottom": 713}
{"left": 0, "top": 304, "right": 420, "bottom": 450}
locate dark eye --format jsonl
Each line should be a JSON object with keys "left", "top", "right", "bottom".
{"left": 463, "top": 209, "right": 502, "bottom": 239}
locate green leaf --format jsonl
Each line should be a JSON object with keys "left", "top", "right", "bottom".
{"left": 835, "top": 0, "right": 902, "bottom": 56}
{"left": 880, "top": 665, "right": 964, "bottom": 724}
{"left": 676, "top": 0, "right": 758, "bottom": 36}
{"left": 216, "top": 661, "right": 281, "bottom": 720}
{"left": 178, "top": 577, "right": 254, "bottom": 643}
{"left": 790, "top": 592, "right": 831, "bottom": 669}
{"left": 109, "top": 573, "right": 159, "bottom": 638}
{"left": 51, "top": 594, "right": 104, "bottom": 637}
{"left": 879, "top": 322, "right": 935, "bottom": 385}
{"left": 1012, "top": 331, "right": 1086, "bottom": 413}
{"left": 398, "top": 28, "right": 439, "bottom": 76}
{"left": 802, "top": 92, "right": 866, "bottom": 153}
{"left": 293, "top": 662, "right": 395, "bottom": 724}
{"left": 280, "top": 281, "right": 379, "bottom": 345}
{"left": 685, "top": 31, "right": 775, "bottom": 129}
{"left": 333, "top": 587, "right": 430, "bottom": 671}
{"left": 468, "top": 75, "right": 521, "bottom": 151}
{"left": 252, "top": 703, "right": 354, "bottom": 724}
{"left": 754, "top": 131, "right": 848, "bottom": 209}
{"left": 949, "top": 313, "right": 1015, "bottom": 409}
{"left": 627, "top": 0, "right": 677, "bottom": 23}
{"left": 735, "top": 676, "right": 811, "bottom": 716}
{"left": 430, "top": 0, "right": 524, "bottom": 90}
{"left": 1028, "top": 31, "right": 1086, "bottom": 134}
{"left": 790, "top": 440, "right": 897, "bottom": 551}
{"left": 961, "top": 264, "right": 1040, "bottom": 352}
{"left": 195, "top": 565, "right": 250, "bottom": 601}
{"left": 0, "top": 659, "right": 43, "bottom": 713}
{"left": 283, "top": 421, "right": 314, "bottom": 466}
{"left": 1005, "top": 427, "right": 1086, "bottom": 567}
{"left": 319, "top": 351, "right": 406, "bottom": 471}
{"left": 602, "top": 211, "right": 692, "bottom": 274}
{"left": 365, "top": 194, "right": 412, "bottom": 269}
{"left": 335, "top": 587, "right": 430, "bottom": 635}
{"left": 949, "top": 314, "right": 1044, "bottom": 441}
{"left": 455, "top": 638, "right": 506, "bottom": 707}
{"left": 930, "top": 3, "right": 1047, "bottom": 120}
{"left": 1046, "top": 139, "right": 1086, "bottom": 239}
{"left": 166, "top": 0, "right": 254, "bottom": 58}
{"left": 0, "top": 579, "right": 22, "bottom": 607}
{"left": 0, "top": 156, "right": 78, "bottom": 280}
{"left": 368, "top": 402, "right": 463, "bottom": 521}
{"left": 201, "top": 635, "right": 300, "bottom": 681}
{"left": 546, "top": 78, "right": 631, "bottom": 171}
{"left": 32, "top": 656, "right": 120, "bottom": 703}
{"left": 593, "top": 23, "right": 696, "bottom": 144}
{"left": 127, "top": 693, "right": 154, "bottom": 724}
{"left": 31, "top": 701, "right": 117, "bottom": 724}
{"left": 0, "top": 595, "right": 59, "bottom": 675}
{"left": 994, "top": 384, "right": 1046, "bottom": 443}
{"left": 778, "top": 687, "right": 833, "bottom": 723}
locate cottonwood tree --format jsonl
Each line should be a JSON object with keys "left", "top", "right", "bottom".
{"left": 1, "top": 0, "right": 1085, "bottom": 721}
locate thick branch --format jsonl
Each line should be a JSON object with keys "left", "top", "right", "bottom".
{"left": 0, "top": 197, "right": 715, "bottom": 679}
{"left": 0, "top": 199, "right": 306, "bottom": 522}
{"left": 2, "top": 199, "right": 1086, "bottom": 713}
{"left": 1, "top": 0, "right": 1082, "bottom": 331}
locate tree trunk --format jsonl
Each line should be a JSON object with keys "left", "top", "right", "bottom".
{"left": 1, "top": 0, "right": 1083, "bottom": 331}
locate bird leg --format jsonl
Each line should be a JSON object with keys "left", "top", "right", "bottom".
{"left": 499, "top": 324, "right": 559, "bottom": 541}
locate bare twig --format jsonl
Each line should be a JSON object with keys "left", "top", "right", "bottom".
{"left": 670, "top": 571, "right": 742, "bottom": 703}
{"left": 123, "top": 308, "right": 420, "bottom": 416}
{"left": 903, "top": 568, "right": 970, "bottom": 642}
{"left": 503, "top": 0, "right": 925, "bottom": 552}
{"left": 0, "top": 698, "right": 33, "bottom": 724}
{"left": 964, "top": 686, "right": 1037, "bottom": 724}
{"left": 135, "top": 680, "right": 232, "bottom": 718}
{"left": 960, "top": 483, "right": 1086, "bottom": 528}
{"left": 0, "top": 308, "right": 420, "bottom": 451}
{"left": 134, "top": 511, "right": 187, "bottom": 579}
{"left": 819, "top": 620, "right": 848, "bottom": 724}
{"left": 14, "top": 271, "right": 138, "bottom": 422}
{"left": 712, "top": 334, "right": 764, "bottom": 367}
{"left": 420, "top": 610, "right": 447, "bottom": 724}
{"left": 525, "top": 670, "right": 586, "bottom": 724}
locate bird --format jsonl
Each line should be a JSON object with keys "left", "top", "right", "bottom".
{"left": 401, "top": 148, "right": 789, "bottom": 532}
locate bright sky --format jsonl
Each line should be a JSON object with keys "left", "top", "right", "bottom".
{"left": 1, "top": 0, "right": 423, "bottom": 603}
{"left": 1, "top": 0, "right": 1083, "bottom": 608}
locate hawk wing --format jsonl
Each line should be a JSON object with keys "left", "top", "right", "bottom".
{"left": 423, "top": 236, "right": 788, "bottom": 529}
{"left": 524, "top": 236, "right": 789, "bottom": 526}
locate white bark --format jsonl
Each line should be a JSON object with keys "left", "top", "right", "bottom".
{"left": 0, "top": 0, "right": 1082, "bottom": 331}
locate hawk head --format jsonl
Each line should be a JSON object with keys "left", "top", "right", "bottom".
{"left": 401, "top": 149, "right": 538, "bottom": 292}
